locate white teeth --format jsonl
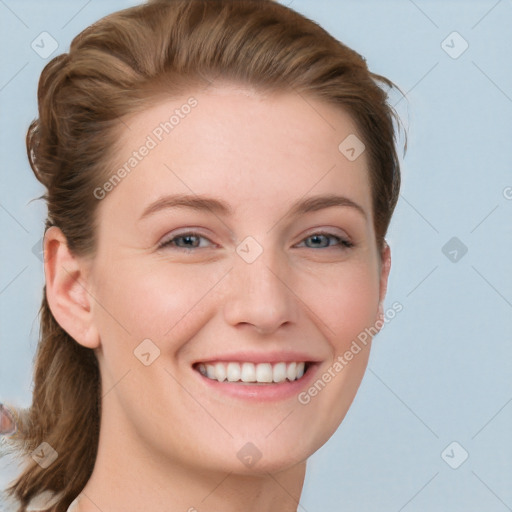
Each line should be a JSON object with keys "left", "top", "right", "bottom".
{"left": 286, "top": 362, "right": 297, "bottom": 381}
{"left": 272, "top": 362, "right": 287, "bottom": 383}
{"left": 226, "top": 362, "right": 241, "bottom": 382}
{"left": 206, "top": 364, "right": 216, "bottom": 379}
{"left": 214, "top": 362, "right": 227, "bottom": 382}
{"left": 256, "top": 363, "right": 273, "bottom": 383}
{"left": 241, "top": 363, "right": 256, "bottom": 382}
{"left": 196, "top": 361, "right": 309, "bottom": 383}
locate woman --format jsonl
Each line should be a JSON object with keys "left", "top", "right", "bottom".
{"left": 1, "top": 0, "right": 402, "bottom": 510}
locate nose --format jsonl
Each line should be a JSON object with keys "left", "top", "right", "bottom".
{"left": 223, "top": 247, "right": 299, "bottom": 335}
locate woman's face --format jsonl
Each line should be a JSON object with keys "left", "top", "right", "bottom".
{"left": 79, "top": 82, "right": 390, "bottom": 474}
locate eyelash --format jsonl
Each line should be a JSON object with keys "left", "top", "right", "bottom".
{"left": 157, "top": 231, "right": 354, "bottom": 251}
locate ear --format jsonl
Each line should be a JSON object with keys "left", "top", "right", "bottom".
{"left": 0, "top": 404, "right": 16, "bottom": 435}
{"left": 43, "top": 226, "right": 100, "bottom": 349}
{"left": 376, "top": 240, "right": 391, "bottom": 324}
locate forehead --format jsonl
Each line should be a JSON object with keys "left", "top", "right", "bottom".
{"left": 98, "top": 83, "right": 373, "bottom": 223}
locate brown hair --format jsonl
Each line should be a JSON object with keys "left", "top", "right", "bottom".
{"left": 2, "top": 0, "right": 403, "bottom": 510}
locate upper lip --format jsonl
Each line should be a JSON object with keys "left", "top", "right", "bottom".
{"left": 192, "top": 351, "right": 322, "bottom": 365}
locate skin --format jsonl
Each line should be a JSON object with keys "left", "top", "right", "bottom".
{"left": 44, "top": 82, "right": 391, "bottom": 512}
{"left": 0, "top": 404, "right": 15, "bottom": 435}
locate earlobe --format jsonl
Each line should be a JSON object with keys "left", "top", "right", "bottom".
{"left": 43, "top": 226, "right": 100, "bottom": 349}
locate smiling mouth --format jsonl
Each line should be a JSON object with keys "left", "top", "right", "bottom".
{"left": 194, "top": 361, "right": 311, "bottom": 384}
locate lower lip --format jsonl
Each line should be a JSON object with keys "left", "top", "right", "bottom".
{"left": 193, "top": 363, "right": 319, "bottom": 402}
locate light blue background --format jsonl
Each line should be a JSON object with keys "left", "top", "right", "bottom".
{"left": 1, "top": 1, "right": 511, "bottom": 511}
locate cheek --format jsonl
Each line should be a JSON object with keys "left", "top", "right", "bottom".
{"left": 296, "top": 261, "right": 380, "bottom": 351}
{"left": 291, "top": 264, "right": 379, "bottom": 446}
{"left": 92, "top": 261, "right": 224, "bottom": 349}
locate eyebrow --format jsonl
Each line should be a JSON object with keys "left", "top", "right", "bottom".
{"left": 139, "top": 193, "right": 367, "bottom": 221}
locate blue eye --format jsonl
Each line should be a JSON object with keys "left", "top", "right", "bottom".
{"left": 158, "top": 232, "right": 213, "bottom": 250}
{"left": 296, "top": 232, "right": 353, "bottom": 250}
{"left": 158, "top": 231, "right": 353, "bottom": 251}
